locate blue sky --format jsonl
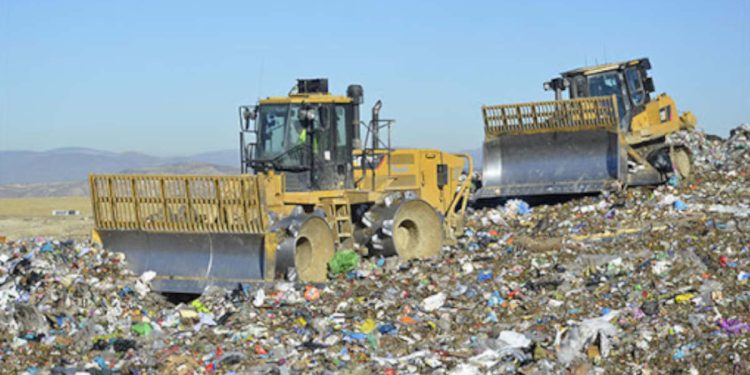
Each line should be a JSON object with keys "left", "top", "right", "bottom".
{"left": 1, "top": 1, "right": 748, "bottom": 155}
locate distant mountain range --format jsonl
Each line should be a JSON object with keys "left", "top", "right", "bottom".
{"left": 0, "top": 148, "right": 239, "bottom": 185}
{"left": 0, "top": 148, "right": 239, "bottom": 198}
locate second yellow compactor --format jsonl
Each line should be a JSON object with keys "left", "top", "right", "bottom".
{"left": 477, "top": 58, "right": 695, "bottom": 198}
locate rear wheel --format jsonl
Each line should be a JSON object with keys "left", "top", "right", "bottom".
{"left": 391, "top": 200, "right": 443, "bottom": 260}
{"left": 356, "top": 197, "right": 443, "bottom": 260}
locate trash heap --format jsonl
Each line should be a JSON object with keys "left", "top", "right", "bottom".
{"left": 668, "top": 123, "right": 750, "bottom": 173}
{"left": 1, "top": 125, "right": 749, "bottom": 374}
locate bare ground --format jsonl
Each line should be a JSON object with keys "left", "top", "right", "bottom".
{"left": 0, "top": 196, "right": 93, "bottom": 240}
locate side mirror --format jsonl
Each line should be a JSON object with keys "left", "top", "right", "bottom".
{"left": 241, "top": 106, "right": 256, "bottom": 130}
{"left": 643, "top": 77, "right": 655, "bottom": 93}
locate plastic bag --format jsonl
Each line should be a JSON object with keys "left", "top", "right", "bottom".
{"left": 328, "top": 250, "right": 360, "bottom": 275}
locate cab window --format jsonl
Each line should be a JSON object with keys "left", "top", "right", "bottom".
{"left": 334, "top": 105, "right": 351, "bottom": 164}
{"left": 588, "top": 72, "right": 626, "bottom": 120}
{"left": 335, "top": 105, "right": 347, "bottom": 147}
{"left": 257, "top": 104, "right": 289, "bottom": 159}
{"left": 625, "top": 68, "right": 645, "bottom": 107}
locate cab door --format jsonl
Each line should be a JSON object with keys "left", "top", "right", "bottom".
{"left": 333, "top": 104, "right": 354, "bottom": 189}
{"left": 624, "top": 68, "right": 647, "bottom": 113}
{"left": 310, "top": 104, "right": 353, "bottom": 190}
{"left": 306, "top": 105, "right": 333, "bottom": 190}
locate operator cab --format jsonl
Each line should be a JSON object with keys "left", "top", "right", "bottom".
{"left": 239, "top": 79, "right": 364, "bottom": 192}
{"left": 544, "top": 58, "right": 656, "bottom": 130}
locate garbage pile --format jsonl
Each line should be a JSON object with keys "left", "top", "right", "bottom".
{"left": 668, "top": 123, "right": 750, "bottom": 173}
{"left": 1, "top": 125, "right": 749, "bottom": 374}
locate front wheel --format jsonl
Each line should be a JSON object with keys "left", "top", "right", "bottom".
{"left": 671, "top": 147, "right": 692, "bottom": 182}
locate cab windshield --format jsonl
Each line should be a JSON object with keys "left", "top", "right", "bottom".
{"left": 256, "top": 104, "right": 318, "bottom": 165}
{"left": 587, "top": 72, "right": 626, "bottom": 120}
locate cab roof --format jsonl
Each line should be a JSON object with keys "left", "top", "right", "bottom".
{"left": 561, "top": 57, "right": 651, "bottom": 77}
{"left": 259, "top": 93, "right": 353, "bottom": 105}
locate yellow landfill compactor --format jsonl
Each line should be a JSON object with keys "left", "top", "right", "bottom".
{"left": 476, "top": 58, "right": 696, "bottom": 199}
{"left": 89, "top": 79, "right": 472, "bottom": 293}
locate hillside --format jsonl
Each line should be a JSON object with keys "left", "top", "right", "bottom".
{"left": 0, "top": 148, "right": 238, "bottom": 185}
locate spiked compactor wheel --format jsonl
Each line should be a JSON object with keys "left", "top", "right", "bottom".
{"left": 290, "top": 216, "right": 335, "bottom": 283}
{"left": 359, "top": 198, "right": 444, "bottom": 259}
{"left": 391, "top": 199, "right": 443, "bottom": 260}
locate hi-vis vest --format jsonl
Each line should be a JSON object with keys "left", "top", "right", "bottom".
{"left": 298, "top": 129, "right": 318, "bottom": 151}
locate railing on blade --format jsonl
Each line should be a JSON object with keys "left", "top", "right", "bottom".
{"left": 482, "top": 95, "right": 619, "bottom": 137}
{"left": 89, "top": 174, "right": 267, "bottom": 234}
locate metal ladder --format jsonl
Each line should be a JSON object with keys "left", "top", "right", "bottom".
{"left": 320, "top": 198, "right": 353, "bottom": 245}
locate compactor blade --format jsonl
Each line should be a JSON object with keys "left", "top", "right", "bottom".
{"left": 89, "top": 174, "right": 277, "bottom": 294}
{"left": 89, "top": 174, "right": 337, "bottom": 293}
{"left": 478, "top": 129, "right": 623, "bottom": 197}
{"left": 95, "top": 230, "right": 265, "bottom": 293}
{"left": 475, "top": 96, "right": 626, "bottom": 198}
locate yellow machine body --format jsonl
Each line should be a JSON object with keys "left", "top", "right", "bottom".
{"left": 90, "top": 79, "right": 472, "bottom": 293}
{"left": 476, "top": 58, "right": 696, "bottom": 199}
{"left": 627, "top": 93, "right": 695, "bottom": 144}
{"left": 352, "top": 148, "right": 471, "bottom": 229}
